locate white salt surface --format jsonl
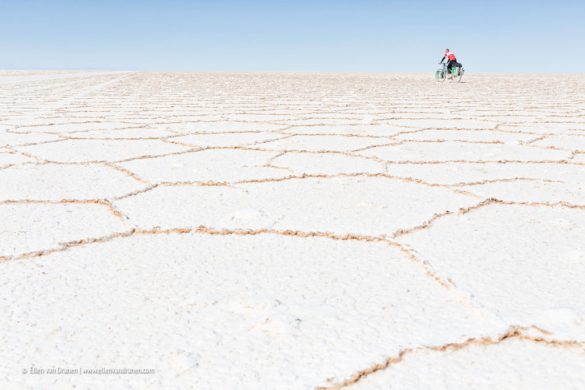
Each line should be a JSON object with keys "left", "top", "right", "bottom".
{"left": 1, "top": 72, "right": 584, "bottom": 389}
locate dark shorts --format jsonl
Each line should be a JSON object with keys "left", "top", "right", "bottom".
{"left": 447, "top": 60, "right": 462, "bottom": 71}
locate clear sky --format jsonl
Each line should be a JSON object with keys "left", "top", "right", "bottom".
{"left": 1, "top": 0, "right": 584, "bottom": 72}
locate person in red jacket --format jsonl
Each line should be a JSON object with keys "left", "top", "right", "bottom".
{"left": 440, "top": 48, "right": 462, "bottom": 77}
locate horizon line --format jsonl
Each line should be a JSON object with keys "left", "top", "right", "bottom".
{"left": 2, "top": 68, "right": 585, "bottom": 75}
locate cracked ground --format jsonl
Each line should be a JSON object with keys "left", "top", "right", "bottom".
{"left": 1, "top": 71, "right": 585, "bottom": 389}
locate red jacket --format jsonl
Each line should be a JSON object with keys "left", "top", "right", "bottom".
{"left": 445, "top": 50, "right": 457, "bottom": 61}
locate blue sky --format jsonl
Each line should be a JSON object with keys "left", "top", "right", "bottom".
{"left": 1, "top": 0, "right": 583, "bottom": 72}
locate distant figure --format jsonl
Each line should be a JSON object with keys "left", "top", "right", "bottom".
{"left": 440, "top": 48, "right": 462, "bottom": 76}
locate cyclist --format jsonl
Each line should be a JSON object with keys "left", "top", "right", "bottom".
{"left": 440, "top": 49, "right": 462, "bottom": 77}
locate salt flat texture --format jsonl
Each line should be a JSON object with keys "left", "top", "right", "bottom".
{"left": 1, "top": 72, "right": 584, "bottom": 389}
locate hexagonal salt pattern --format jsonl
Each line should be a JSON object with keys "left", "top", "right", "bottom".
{"left": 1, "top": 71, "right": 584, "bottom": 389}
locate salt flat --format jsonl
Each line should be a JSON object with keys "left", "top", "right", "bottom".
{"left": 1, "top": 72, "right": 584, "bottom": 389}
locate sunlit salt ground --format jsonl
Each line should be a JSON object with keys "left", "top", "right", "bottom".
{"left": 1, "top": 71, "right": 585, "bottom": 389}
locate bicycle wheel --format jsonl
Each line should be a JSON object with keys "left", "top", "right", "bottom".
{"left": 441, "top": 69, "right": 447, "bottom": 82}
{"left": 457, "top": 68, "right": 464, "bottom": 82}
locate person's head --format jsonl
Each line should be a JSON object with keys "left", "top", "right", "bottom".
{"left": 446, "top": 48, "right": 450, "bottom": 52}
